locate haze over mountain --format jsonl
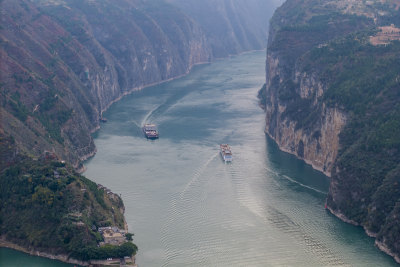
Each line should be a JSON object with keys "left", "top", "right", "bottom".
{"left": 0, "top": 0, "right": 281, "bottom": 170}
{"left": 0, "top": 0, "right": 281, "bottom": 264}
{"left": 2, "top": 0, "right": 399, "bottom": 264}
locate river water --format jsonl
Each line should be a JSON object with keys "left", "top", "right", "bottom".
{"left": 1, "top": 51, "right": 398, "bottom": 266}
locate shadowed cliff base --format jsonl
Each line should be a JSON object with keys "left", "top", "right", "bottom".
{"left": 0, "top": 0, "right": 282, "bottom": 170}
{"left": 264, "top": 0, "right": 400, "bottom": 263}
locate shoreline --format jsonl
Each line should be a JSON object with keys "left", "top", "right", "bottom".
{"left": 264, "top": 131, "right": 332, "bottom": 177}
{"left": 98, "top": 60, "right": 210, "bottom": 118}
{"left": 326, "top": 206, "right": 400, "bottom": 264}
{"left": 325, "top": 206, "right": 360, "bottom": 226}
{"left": 0, "top": 187, "right": 133, "bottom": 266}
{"left": 0, "top": 238, "right": 87, "bottom": 266}
{"left": 98, "top": 48, "right": 267, "bottom": 118}
{"left": 78, "top": 49, "right": 267, "bottom": 173}
{"left": 0, "top": 237, "right": 137, "bottom": 267}
{"left": 376, "top": 240, "right": 400, "bottom": 264}
{"left": 265, "top": 132, "right": 400, "bottom": 264}
{"left": 75, "top": 60, "right": 209, "bottom": 174}
{"left": 2, "top": 49, "right": 267, "bottom": 266}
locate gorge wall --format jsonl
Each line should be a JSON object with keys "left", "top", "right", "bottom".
{"left": 0, "top": 0, "right": 280, "bottom": 170}
{"left": 0, "top": 0, "right": 282, "bottom": 262}
{"left": 167, "top": 0, "right": 277, "bottom": 57}
{"left": 264, "top": 0, "right": 400, "bottom": 262}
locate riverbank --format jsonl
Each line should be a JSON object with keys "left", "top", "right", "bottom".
{"left": 0, "top": 237, "right": 86, "bottom": 266}
{"left": 265, "top": 132, "right": 332, "bottom": 177}
{"left": 82, "top": 50, "right": 396, "bottom": 266}
{"left": 78, "top": 48, "right": 267, "bottom": 174}
{"left": 326, "top": 196, "right": 400, "bottom": 264}
{"left": 268, "top": 128, "right": 400, "bottom": 264}
{"left": 75, "top": 59, "right": 210, "bottom": 174}
{"left": 0, "top": 238, "right": 138, "bottom": 267}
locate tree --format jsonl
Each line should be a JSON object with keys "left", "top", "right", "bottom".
{"left": 125, "top": 232, "right": 134, "bottom": 241}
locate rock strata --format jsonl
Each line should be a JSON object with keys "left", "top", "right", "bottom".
{"left": 0, "top": 0, "right": 279, "bottom": 169}
{"left": 264, "top": 0, "right": 400, "bottom": 262}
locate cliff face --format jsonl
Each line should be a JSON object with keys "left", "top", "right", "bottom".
{"left": 0, "top": 0, "right": 211, "bottom": 168}
{"left": 0, "top": 0, "right": 278, "bottom": 169}
{"left": 167, "top": 0, "right": 280, "bottom": 57}
{"left": 265, "top": 51, "right": 347, "bottom": 176}
{"left": 265, "top": 0, "right": 400, "bottom": 262}
{"left": 264, "top": 0, "right": 378, "bottom": 175}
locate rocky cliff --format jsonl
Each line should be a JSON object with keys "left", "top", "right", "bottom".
{"left": 0, "top": 0, "right": 210, "bottom": 168}
{"left": 167, "top": 0, "right": 279, "bottom": 57}
{"left": 1, "top": 0, "right": 279, "bottom": 169}
{"left": 264, "top": 0, "right": 400, "bottom": 262}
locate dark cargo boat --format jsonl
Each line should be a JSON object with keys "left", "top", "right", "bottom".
{"left": 143, "top": 124, "right": 159, "bottom": 139}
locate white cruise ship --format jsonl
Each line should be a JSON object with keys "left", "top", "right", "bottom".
{"left": 220, "top": 144, "right": 232, "bottom": 162}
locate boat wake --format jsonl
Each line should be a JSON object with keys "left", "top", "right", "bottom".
{"left": 265, "top": 206, "right": 348, "bottom": 266}
{"left": 141, "top": 104, "right": 160, "bottom": 126}
{"left": 281, "top": 174, "right": 328, "bottom": 195}
{"left": 130, "top": 120, "right": 141, "bottom": 129}
{"left": 180, "top": 152, "right": 218, "bottom": 199}
{"left": 227, "top": 159, "right": 266, "bottom": 219}
{"left": 281, "top": 174, "right": 327, "bottom": 195}
{"left": 264, "top": 167, "right": 327, "bottom": 195}
{"left": 160, "top": 152, "right": 218, "bottom": 267}
{"left": 141, "top": 86, "right": 194, "bottom": 127}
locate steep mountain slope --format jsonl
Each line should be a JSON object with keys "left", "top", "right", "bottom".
{"left": 0, "top": 157, "right": 137, "bottom": 263}
{"left": 0, "top": 0, "right": 279, "bottom": 170}
{"left": 0, "top": 0, "right": 280, "bottom": 260}
{"left": 0, "top": 0, "right": 212, "bottom": 169}
{"left": 264, "top": 0, "right": 400, "bottom": 262}
{"left": 0, "top": 0, "right": 279, "bottom": 261}
{"left": 167, "top": 0, "right": 280, "bottom": 57}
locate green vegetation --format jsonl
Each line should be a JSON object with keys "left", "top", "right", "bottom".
{"left": 321, "top": 38, "right": 400, "bottom": 249}
{"left": 33, "top": 90, "right": 73, "bottom": 144}
{"left": 0, "top": 0, "right": 277, "bottom": 263}
{"left": 8, "top": 98, "right": 29, "bottom": 122}
{"left": 269, "top": 10, "right": 374, "bottom": 67}
{"left": 71, "top": 242, "right": 138, "bottom": 261}
{"left": 125, "top": 233, "right": 134, "bottom": 241}
{"left": 267, "top": 0, "right": 400, "bottom": 258}
{"left": 6, "top": 92, "right": 30, "bottom": 122}
{"left": 0, "top": 158, "right": 137, "bottom": 261}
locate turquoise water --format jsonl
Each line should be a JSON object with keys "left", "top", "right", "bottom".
{"left": 1, "top": 51, "right": 398, "bottom": 266}
{"left": 83, "top": 51, "right": 398, "bottom": 266}
{"left": 0, "top": 248, "right": 73, "bottom": 267}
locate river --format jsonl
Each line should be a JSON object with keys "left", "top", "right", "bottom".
{"left": 1, "top": 51, "right": 398, "bottom": 266}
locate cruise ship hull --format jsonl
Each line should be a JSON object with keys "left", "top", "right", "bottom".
{"left": 220, "top": 144, "right": 232, "bottom": 163}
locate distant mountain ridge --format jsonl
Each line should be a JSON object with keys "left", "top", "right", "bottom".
{"left": 263, "top": 0, "right": 400, "bottom": 262}
{"left": 0, "top": 0, "right": 281, "bottom": 263}
{"left": 0, "top": 0, "right": 280, "bottom": 169}
{"left": 167, "top": 0, "right": 277, "bottom": 57}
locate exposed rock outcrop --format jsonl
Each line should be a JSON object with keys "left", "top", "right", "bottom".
{"left": 264, "top": 0, "right": 400, "bottom": 262}
{"left": 0, "top": 0, "right": 279, "bottom": 169}
{"left": 265, "top": 52, "right": 347, "bottom": 176}
{"left": 167, "top": 0, "right": 278, "bottom": 57}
